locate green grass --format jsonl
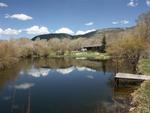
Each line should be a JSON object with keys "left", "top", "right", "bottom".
{"left": 131, "top": 81, "right": 150, "bottom": 113}
{"left": 138, "top": 58, "right": 150, "bottom": 74}
{"left": 65, "top": 51, "right": 110, "bottom": 60}
{"left": 130, "top": 58, "right": 150, "bottom": 113}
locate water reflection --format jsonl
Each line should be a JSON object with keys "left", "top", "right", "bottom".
{"left": 26, "top": 68, "right": 50, "bottom": 77}
{"left": 14, "top": 83, "right": 34, "bottom": 90}
{"left": 25, "top": 66, "right": 97, "bottom": 78}
{"left": 0, "top": 58, "right": 137, "bottom": 113}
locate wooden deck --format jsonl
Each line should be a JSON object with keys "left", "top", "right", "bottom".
{"left": 115, "top": 73, "right": 150, "bottom": 80}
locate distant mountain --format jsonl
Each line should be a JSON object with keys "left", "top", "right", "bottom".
{"left": 32, "top": 30, "right": 98, "bottom": 40}
{"left": 32, "top": 27, "right": 134, "bottom": 44}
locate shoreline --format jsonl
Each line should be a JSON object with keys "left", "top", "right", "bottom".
{"left": 0, "top": 52, "right": 110, "bottom": 70}
{"left": 129, "top": 58, "right": 150, "bottom": 113}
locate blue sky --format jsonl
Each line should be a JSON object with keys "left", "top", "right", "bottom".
{"left": 0, "top": 0, "right": 150, "bottom": 39}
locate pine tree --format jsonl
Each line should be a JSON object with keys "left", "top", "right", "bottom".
{"left": 101, "top": 35, "right": 106, "bottom": 53}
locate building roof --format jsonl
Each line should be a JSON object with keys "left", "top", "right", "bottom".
{"left": 82, "top": 44, "right": 102, "bottom": 48}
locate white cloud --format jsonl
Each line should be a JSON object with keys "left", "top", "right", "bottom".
{"left": 0, "top": 28, "right": 22, "bottom": 35}
{"left": 0, "top": 26, "right": 96, "bottom": 38}
{"left": 112, "top": 21, "right": 119, "bottom": 25}
{"left": 76, "top": 29, "right": 96, "bottom": 35}
{"left": 14, "top": 83, "right": 34, "bottom": 90}
{"left": 127, "top": 0, "right": 138, "bottom": 7}
{"left": 0, "top": 2, "right": 8, "bottom": 8}
{"left": 0, "top": 28, "right": 3, "bottom": 34}
{"left": 26, "top": 26, "right": 50, "bottom": 35}
{"left": 85, "top": 22, "right": 94, "bottom": 26}
{"left": 5, "top": 14, "right": 33, "bottom": 21}
{"left": 55, "top": 27, "right": 74, "bottom": 35}
{"left": 146, "top": 0, "right": 150, "bottom": 6}
{"left": 120, "top": 20, "right": 129, "bottom": 24}
{"left": 112, "top": 20, "right": 129, "bottom": 25}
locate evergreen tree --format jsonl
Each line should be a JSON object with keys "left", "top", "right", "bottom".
{"left": 101, "top": 35, "right": 106, "bottom": 53}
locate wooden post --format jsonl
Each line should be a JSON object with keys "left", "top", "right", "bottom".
{"left": 115, "top": 78, "right": 119, "bottom": 88}
{"left": 117, "top": 78, "right": 119, "bottom": 87}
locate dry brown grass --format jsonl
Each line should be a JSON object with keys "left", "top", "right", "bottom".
{"left": 0, "top": 37, "right": 104, "bottom": 70}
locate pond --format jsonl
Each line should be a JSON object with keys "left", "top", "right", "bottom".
{"left": 0, "top": 58, "right": 138, "bottom": 113}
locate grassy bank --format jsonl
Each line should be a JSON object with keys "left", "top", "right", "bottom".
{"left": 65, "top": 51, "right": 110, "bottom": 60}
{"left": 130, "top": 58, "right": 150, "bottom": 113}
{"left": 0, "top": 39, "right": 110, "bottom": 70}
{"left": 138, "top": 58, "right": 150, "bottom": 74}
{"left": 0, "top": 50, "right": 110, "bottom": 70}
{"left": 131, "top": 81, "right": 150, "bottom": 113}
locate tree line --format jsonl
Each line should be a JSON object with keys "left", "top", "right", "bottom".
{"left": 107, "top": 11, "right": 150, "bottom": 72}
{"left": 0, "top": 11, "right": 150, "bottom": 70}
{"left": 0, "top": 37, "right": 103, "bottom": 69}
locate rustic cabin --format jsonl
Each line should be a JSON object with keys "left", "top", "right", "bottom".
{"left": 81, "top": 44, "right": 103, "bottom": 52}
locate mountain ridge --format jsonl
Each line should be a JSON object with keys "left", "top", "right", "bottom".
{"left": 32, "top": 27, "right": 134, "bottom": 44}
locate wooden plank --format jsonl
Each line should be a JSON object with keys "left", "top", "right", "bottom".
{"left": 115, "top": 73, "right": 150, "bottom": 80}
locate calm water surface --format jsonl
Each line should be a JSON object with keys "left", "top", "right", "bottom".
{"left": 0, "top": 58, "right": 137, "bottom": 113}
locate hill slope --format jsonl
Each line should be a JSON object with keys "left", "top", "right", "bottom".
{"left": 32, "top": 27, "right": 134, "bottom": 44}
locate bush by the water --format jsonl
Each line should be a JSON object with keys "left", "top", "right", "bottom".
{"left": 0, "top": 37, "right": 105, "bottom": 70}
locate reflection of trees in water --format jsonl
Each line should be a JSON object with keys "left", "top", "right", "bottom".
{"left": 0, "top": 58, "right": 111, "bottom": 89}
{"left": 0, "top": 59, "right": 33, "bottom": 89}
{"left": 30, "top": 58, "right": 133, "bottom": 113}
{"left": 0, "top": 58, "right": 137, "bottom": 113}
{"left": 0, "top": 58, "right": 110, "bottom": 90}
{"left": 102, "top": 60, "right": 107, "bottom": 74}
{"left": 27, "top": 58, "right": 134, "bottom": 74}
{"left": 32, "top": 58, "right": 113, "bottom": 72}
{"left": 0, "top": 58, "right": 135, "bottom": 90}
{"left": 111, "top": 58, "right": 137, "bottom": 74}
{"left": 0, "top": 59, "right": 33, "bottom": 113}
{"left": 10, "top": 83, "right": 32, "bottom": 113}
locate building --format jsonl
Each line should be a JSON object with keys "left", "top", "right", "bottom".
{"left": 81, "top": 44, "right": 103, "bottom": 52}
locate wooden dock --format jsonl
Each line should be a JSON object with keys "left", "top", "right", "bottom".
{"left": 115, "top": 73, "right": 150, "bottom": 80}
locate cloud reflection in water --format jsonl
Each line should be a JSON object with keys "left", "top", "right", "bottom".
{"left": 26, "top": 66, "right": 96, "bottom": 77}
{"left": 14, "top": 83, "right": 34, "bottom": 90}
{"left": 27, "top": 68, "right": 50, "bottom": 78}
